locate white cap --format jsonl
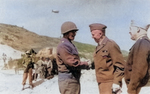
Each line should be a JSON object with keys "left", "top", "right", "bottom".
{"left": 131, "top": 20, "right": 149, "bottom": 30}
{"left": 147, "top": 25, "right": 150, "bottom": 39}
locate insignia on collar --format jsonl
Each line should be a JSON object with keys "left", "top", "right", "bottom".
{"left": 102, "top": 50, "right": 108, "bottom": 53}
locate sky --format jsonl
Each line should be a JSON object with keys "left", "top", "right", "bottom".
{"left": 0, "top": 0, "right": 150, "bottom": 51}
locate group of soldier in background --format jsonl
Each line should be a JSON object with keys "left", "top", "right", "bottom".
{"left": 0, "top": 46, "right": 56, "bottom": 90}
{"left": 0, "top": 53, "right": 13, "bottom": 70}
{"left": 21, "top": 49, "right": 54, "bottom": 90}
{"left": 34, "top": 56, "right": 53, "bottom": 80}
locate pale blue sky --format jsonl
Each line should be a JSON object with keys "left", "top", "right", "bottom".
{"left": 0, "top": 0, "right": 150, "bottom": 51}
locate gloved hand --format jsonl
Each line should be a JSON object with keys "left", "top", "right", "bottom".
{"left": 112, "top": 83, "right": 121, "bottom": 93}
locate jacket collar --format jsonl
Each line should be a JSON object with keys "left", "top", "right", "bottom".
{"left": 139, "top": 35, "right": 149, "bottom": 40}
{"left": 95, "top": 36, "right": 109, "bottom": 53}
{"left": 129, "top": 35, "right": 149, "bottom": 51}
{"left": 60, "top": 37, "right": 78, "bottom": 53}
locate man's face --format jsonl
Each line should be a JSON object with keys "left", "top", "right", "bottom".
{"left": 129, "top": 26, "right": 139, "bottom": 40}
{"left": 68, "top": 30, "right": 77, "bottom": 41}
{"left": 91, "top": 30, "right": 103, "bottom": 43}
{"left": 147, "top": 27, "right": 150, "bottom": 39}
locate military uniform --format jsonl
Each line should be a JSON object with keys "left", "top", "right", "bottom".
{"left": 22, "top": 56, "right": 33, "bottom": 73}
{"left": 94, "top": 37, "right": 125, "bottom": 94}
{"left": 56, "top": 21, "right": 89, "bottom": 94}
{"left": 89, "top": 23, "right": 125, "bottom": 94}
{"left": 22, "top": 54, "right": 34, "bottom": 87}
{"left": 36, "top": 59, "right": 46, "bottom": 79}
{"left": 46, "top": 59, "right": 53, "bottom": 76}
{"left": 125, "top": 36, "right": 150, "bottom": 94}
{"left": 57, "top": 38, "right": 81, "bottom": 94}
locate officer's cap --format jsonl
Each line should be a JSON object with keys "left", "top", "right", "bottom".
{"left": 89, "top": 23, "right": 107, "bottom": 32}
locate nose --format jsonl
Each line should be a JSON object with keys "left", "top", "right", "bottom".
{"left": 92, "top": 34, "right": 95, "bottom": 38}
{"left": 92, "top": 35, "right": 94, "bottom": 39}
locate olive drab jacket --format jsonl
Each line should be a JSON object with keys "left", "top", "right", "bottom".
{"left": 22, "top": 56, "right": 32, "bottom": 68}
{"left": 94, "top": 37, "right": 125, "bottom": 85}
{"left": 56, "top": 38, "right": 81, "bottom": 80}
{"left": 125, "top": 36, "right": 150, "bottom": 89}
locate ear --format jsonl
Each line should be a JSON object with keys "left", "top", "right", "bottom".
{"left": 137, "top": 27, "right": 140, "bottom": 33}
{"left": 146, "top": 24, "right": 150, "bottom": 31}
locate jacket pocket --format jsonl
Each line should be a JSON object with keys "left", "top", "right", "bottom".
{"left": 101, "top": 49, "right": 111, "bottom": 70}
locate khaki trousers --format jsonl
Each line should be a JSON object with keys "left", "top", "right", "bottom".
{"left": 58, "top": 72, "right": 80, "bottom": 94}
{"left": 98, "top": 82, "right": 113, "bottom": 94}
{"left": 22, "top": 68, "right": 33, "bottom": 85}
{"left": 58, "top": 78, "right": 80, "bottom": 94}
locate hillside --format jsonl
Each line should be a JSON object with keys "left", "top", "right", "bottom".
{"left": 0, "top": 23, "right": 128, "bottom": 60}
{"left": 0, "top": 23, "right": 60, "bottom": 51}
{"left": 0, "top": 23, "right": 96, "bottom": 59}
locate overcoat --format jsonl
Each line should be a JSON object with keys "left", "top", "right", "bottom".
{"left": 125, "top": 36, "right": 150, "bottom": 89}
{"left": 94, "top": 37, "right": 125, "bottom": 85}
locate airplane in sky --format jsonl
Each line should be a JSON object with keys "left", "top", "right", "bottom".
{"left": 52, "top": 10, "right": 59, "bottom": 13}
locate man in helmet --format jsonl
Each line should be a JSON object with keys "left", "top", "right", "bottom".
{"left": 89, "top": 23, "right": 125, "bottom": 94}
{"left": 22, "top": 50, "right": 34, "bottom": 90}
{"left": 125, "top": 20, "right": 150, "bottom": 94}
{"left": 56, "top": 21, "right": 88, "bottom": 94}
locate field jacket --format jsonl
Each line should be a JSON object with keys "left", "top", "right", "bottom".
{"left": 94, "top": 37, "right": 125, "bottom": 85}
{"left": 125, "top": 36, "right": 150, "bottom": 89}
{"left": 56, "top": 38, "right": 81, "bottom": 80}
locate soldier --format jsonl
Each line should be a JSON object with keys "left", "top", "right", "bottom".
{"left": 45, "top": 57, "right": 53, "bottom": 78}
{"left": 89, "top": 23, "right": 125, "bottom": 94}
{"left": 32, "top": 63, "right": 38, "bottom": 81}
{"left": 56, "top": 21, "right": 88, "bottom": 94}
{"left": 125, "top": 20, "right": 150, "bottom": 94}
{"left": 36, "top": 57, "right": 46, "bottom": 79}
{"left": 29, "top": 49, "right": 37, "bottom": 64}
{"left": 13, "top": 60, "right": 19, "bottom": 74}
{"left": 22, "top": 50, "right": 34, "bottom": 90}
{"left": 2, "top": 53, "right": 8, "bottom": 70}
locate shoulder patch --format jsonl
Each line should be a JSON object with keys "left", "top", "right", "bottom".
{"left": 61, "top": 41, "right": 64, "bottom": 43}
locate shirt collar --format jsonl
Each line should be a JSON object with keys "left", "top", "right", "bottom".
{"left": 98, "top": 36, "right": 109, "bottom": 46}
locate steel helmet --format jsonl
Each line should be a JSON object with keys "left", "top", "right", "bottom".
{"left": 61, "top": 21, "right": 78, "bottom": 34}
{"left": 25, "top": 50, "right": 31, "bottom": 55}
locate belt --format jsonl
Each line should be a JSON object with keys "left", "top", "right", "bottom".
{"left": 58, "top": 72, "right": 75, "bottom": 79}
